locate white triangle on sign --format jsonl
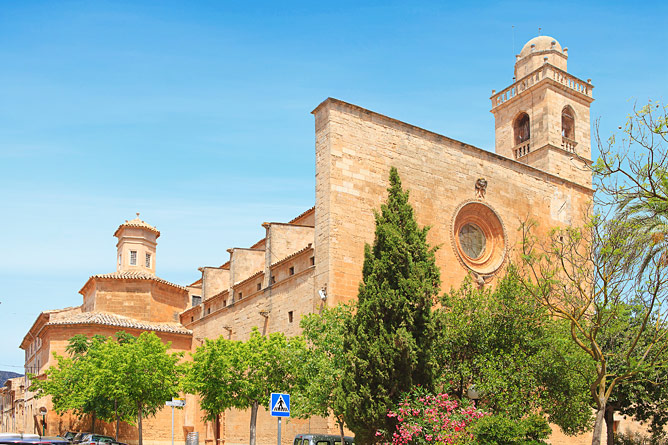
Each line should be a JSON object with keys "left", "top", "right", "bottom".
{"left": 272, "top": 395, "right": 289, "bottom": 412}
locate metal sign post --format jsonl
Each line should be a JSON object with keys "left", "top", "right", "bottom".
{"left": 277, "top": 418, "right": 281, "bottom": 445}
{"left": 38, "top": 407, "right": 47, "bottom": 436}
{"left": 166, "top": 398, "right": 186, "bottom": 445}
{"left": 270, "top": 393, "right": 290, "bottom": 445}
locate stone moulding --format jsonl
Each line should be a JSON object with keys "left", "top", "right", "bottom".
{"left": 451, "top": 200, "right": 508, "bottom": 276}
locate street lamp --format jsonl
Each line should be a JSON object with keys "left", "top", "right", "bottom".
{"left": 467, "top": 385, "right": 480, "bottom": 408}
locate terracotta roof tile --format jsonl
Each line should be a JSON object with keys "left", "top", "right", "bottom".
{"left": 234, "top": 269, "right": 264, "bottom": 289}
{"left": 89, "top": 271, "right": 187, "bottom": 290}
{"left": 113, "top": 214, "right": 160, "bottom": 238}
{"left": 47, "top": 311, "right": 192, "bottom": 335}
{"left": 270, "top": 244, "right": 314, "bottom": 268}
{"left": 289, "top": 206, "right": 315, "bottom": 224}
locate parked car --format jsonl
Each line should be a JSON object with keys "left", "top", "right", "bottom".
{"left": 39, "top": 437, "right": 69, "bottom": 445}
{"left": 0, "top": 433, "right": 40, "bottom": 444}
{"left": 293, "top": 434, "right": 354, "bottom": 445}
{"left": 0, "top": 433, "right": 69, "bottom": 445}
{"left": 73, "top": 434, "right": 126, "bottom": 445}
{"left": 70, "top": 433, "right": 90, "bottom": 444}
{"left": 61, "top": 432, "right": 77, "bottom": 443}
{"left": 75, "top": 435, "right": 114, "bottom": 445}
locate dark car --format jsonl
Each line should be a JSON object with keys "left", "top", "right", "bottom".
{"left": 75, "top": 435, "right": 126, "bottom": 445}
{"left": 70, "top": 434, "right": 90, "bottom": 444}
{"left": 61, "top": 433, "right": 77, "bottom": 443}
{"left": 75, "top": 435, "right": 114, "bottom": 445}
{"left": 293, "top": 434, "right": 354, "bottom": 445}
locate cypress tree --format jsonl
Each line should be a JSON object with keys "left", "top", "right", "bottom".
{"left": 342, "top": 167, "right": 441, "bottom": 444}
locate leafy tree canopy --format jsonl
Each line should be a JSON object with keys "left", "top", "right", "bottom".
{"left": 434, "top": 269, "right": 593, "bottom": 436}
{"left": 186, "top": 328, "right": 304, "bottom": 445}
{"left": 292, "top": 305, "right": 353, "bottom": 442}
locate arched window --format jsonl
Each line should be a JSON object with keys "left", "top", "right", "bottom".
{"left": 514, "top": 112, "right": 530, "bottom": 145}
{"left": 562, "top": 106, "right": 575, "bottom": 139}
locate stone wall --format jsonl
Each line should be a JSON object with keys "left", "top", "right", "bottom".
{"left": 313, "top": 98, "right": 593, "bottom": 307}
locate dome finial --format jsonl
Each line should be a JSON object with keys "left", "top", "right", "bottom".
{"left": 136, "top": 212, "right": 140, "bottom": 218}
{"left": 538, "top": 27, "right": 542, "bottom": 36}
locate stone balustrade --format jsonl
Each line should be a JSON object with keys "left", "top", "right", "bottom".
{"left": 491, "top": 64, "right": 593, "bottom": 109}
{"left": 561, "top": 136, "right": 577, "bottom": 152}
{"left": 514, "top": 140, "right": 531, "bottom": 159}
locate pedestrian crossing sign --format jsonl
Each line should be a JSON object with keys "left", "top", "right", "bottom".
{"left": 270, "top": 393, "right": 290, "bottom": 417}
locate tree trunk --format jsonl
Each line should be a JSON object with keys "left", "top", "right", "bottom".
{"left": 138, "top": 403, "right": 143, "bottom": 445}
{"left": 249, "top": 401, "right": 258, "bottom": 445}
{"left": 592, "top": 405, "right": 606, "bottom": 445}
{"left": 338, "top": 419, "right": 345, "bottom": 445}
{"left": 91, "top": 412, "right": 96, "bottom": 434}
{"left": 215, "top": 414, "right": 220, "bottom": 444}
{"left": 115, "top": 399, "right": 119, "bottom": 440}
{"left": 605, "top": 405, "right": 615, "bottom": 445}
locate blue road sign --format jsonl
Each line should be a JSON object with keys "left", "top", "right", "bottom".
{"left": 270, "top": 393, "right": 290, "bottom": 417}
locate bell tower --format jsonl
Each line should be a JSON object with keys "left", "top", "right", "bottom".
{"left": 114, "top": 213, "right": 160, "bottom": 275}
{"left": 490, "top": 36, "right": 594, "bottom": 187}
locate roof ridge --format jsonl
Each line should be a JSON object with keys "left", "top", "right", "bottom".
{"left": 113, "top": 215, "right": 160, "bottom": 238}
{"left": 46, "top": 311, "right": 192, "bottom": 335}
{"left": 288, "top": 206, "right": 315, "bottom": 224}
{"left": 88, "top": 271, "right": 187, "bottom": 290}
{"left": 270, "top": 244, "right": 314, "bottom": 268}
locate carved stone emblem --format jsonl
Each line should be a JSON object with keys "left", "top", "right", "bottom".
{"left": 475, "top": 178, "right": 488, "bottom": 199}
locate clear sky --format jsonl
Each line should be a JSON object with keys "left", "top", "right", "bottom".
{"left": 1, "top": 0, "right": 666, "bottom": 370}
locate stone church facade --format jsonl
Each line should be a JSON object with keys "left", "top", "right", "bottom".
{"left": 8, "top": 35, "right": 618, "bottom": 445}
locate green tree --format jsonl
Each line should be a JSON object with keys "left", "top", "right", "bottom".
{"left": 519, "top": 214, "right": 668, "bottom": 445}
{"left": 33, "top": 332, "right": 183, "bottom": 445}
{"left": 433, "top": 269, "right": 593, "bottom": 436}
{"left": 341, "top": 167, "right": 440, "bottom": 444}
{"left": 31, "top": 335, "right": 115, "bottom": 433}
{"left": 517, "top": 100, "right": 668, "bottom": 445}
{"left": 595, "top": 101, "right": 668, "bottom": 274}
{"left": 186, "top": 328, "right": 304, "bottom": 445}
{"left": 293, "top": 305, "right": 353, "bottom": 445}
{"left": 184, "top": 334, "right": 241, "bottom": 443}
{"left": 106, "top": 332, "right": 183, "bottom": 445}
{"left": 599, "top": 302, "right": 668, "bottom": 442}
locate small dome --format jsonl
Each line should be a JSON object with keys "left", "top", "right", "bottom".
{"left": 519, "top": 36, "right": 562, "bottom": 58}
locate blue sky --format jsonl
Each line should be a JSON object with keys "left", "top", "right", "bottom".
{"left": 1, "top": 0, "right": 666, "bottom": 369}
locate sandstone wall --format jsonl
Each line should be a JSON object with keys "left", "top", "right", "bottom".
{"left": 313, "top": 98, "right": 593, "bottom": 306}
{"left": 201, "top": 267, "right": 230, "bottom": 301}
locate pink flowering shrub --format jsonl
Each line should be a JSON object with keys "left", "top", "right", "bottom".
{"left": 385, "top": 388, "right": 489, "bottom": 445}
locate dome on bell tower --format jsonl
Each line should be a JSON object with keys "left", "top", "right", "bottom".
{"left": 514, "top": 34, "right": 568, "bottom": 79}
{"left": 519, "top": 36, "right": 562, "bottom": 57}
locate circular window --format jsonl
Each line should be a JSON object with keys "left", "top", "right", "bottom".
{"left": 452, "top": 201, "right": 506, "bottom": 275}
{"left": 459, "top": 224, "right": 486, "bottom": 259}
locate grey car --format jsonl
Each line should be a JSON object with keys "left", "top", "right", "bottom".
{"left": 293, "top": 434, "right": 354, "bottom": 445}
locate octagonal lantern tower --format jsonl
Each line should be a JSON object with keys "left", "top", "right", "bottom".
{"left": 114, "top": 213, "right": 160, "bottom": 275}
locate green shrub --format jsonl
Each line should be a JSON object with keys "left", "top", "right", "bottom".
{"left": 614, "top": 430, "right": 668, "bottom": 445}
{"left": 469, "top": 413, "right": 551, "bottom": 445}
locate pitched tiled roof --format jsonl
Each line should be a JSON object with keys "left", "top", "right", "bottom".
{"left": 113, "top": 215, "right": 160, "bottom": 238}
{"left": 270, "top": 244, "right": 314, "bottom": 268}
{"left": 234, "top": 269, "right": 264, "bottom": 289}
{"left": 88, "top": 271, "right": 187, "bottom": 290}
{"left": 289, "top": 206, "right": 315, "bottom": 224}
{"left": 46, "top": 311, "right": 192, "bottom": 335}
